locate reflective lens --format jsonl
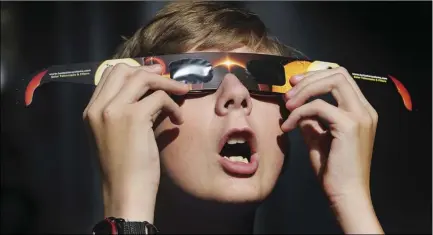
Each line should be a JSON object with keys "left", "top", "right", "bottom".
{"left": 246, "top": 59, "right": 286, "bottom": 85}
{"left": 169, "top": 58, "right": 213, "bottom": 84}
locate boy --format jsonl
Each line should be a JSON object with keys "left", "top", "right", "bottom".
{"left": 86, "top": 2, "right": 383, "bottom": 234}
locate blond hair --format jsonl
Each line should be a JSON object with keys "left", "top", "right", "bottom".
{"left": 113, "top": 1, "right": 304, "bottom": 59}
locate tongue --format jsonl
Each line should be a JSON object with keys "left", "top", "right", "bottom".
{"left": 219, "top": 153, "right": 258, "bottom": 175}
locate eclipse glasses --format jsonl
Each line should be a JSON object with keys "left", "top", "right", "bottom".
{"left": 24, "top": 52, "right": 412, "bottom": 111}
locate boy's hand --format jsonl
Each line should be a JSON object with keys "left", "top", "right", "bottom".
{"left": 281, "top": 67, "right": 384, "bottom": 234}
{"left": 83, "top": 63, "right": 189, "bottom": 222}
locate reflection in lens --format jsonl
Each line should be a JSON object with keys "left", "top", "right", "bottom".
{"left": 169, "top": 58, "right": 213, "bottom": 84}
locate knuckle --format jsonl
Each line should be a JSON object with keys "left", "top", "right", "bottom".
{"left": 154, "top": 89, "right": 169, "bottom": 99}
{"left": 311, "top": 99, "right": 326, "bottom": 107}
{"left": 102, "top": 106, "right": 120, "bottom": 121}
{"left": 101, "top": 66, "right": 113, "bottom": 78}
{"left": 333, "top": 68, "right": 353, "bottom": 83}
{"left": 133, "top": 67, "right": 150, "bottom": 77}
{"left": 87, "top": 107, "right": 101, "bottom": 123}
{"left": 132, "top": 69, "right": 154, "bottom": 84}
{"left": 112, "top": 62, "right": 130, "bottom": 71}
{"left": 335, "top": 67, "right": 350, "bottom": 76}
{"left": 333, "top": 72, "right": 347, "bottom": 84}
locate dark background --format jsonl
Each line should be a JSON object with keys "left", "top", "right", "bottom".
{"left": 1, "top": 1, "right": 431, "bottom": 234}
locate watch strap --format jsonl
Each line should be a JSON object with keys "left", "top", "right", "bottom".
{"left": 93, "top": 217, "right": 159, "bottom": 235}
{"left": 121, "top": 221, "right": 159, "bottom": 234}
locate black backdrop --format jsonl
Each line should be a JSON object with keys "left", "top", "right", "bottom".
{"left": 1, "top": 1, "right": 431, "bottom": 234}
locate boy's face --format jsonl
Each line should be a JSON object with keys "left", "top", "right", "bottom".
{"left": 154, "top": 47, "right": 286, "bottom": 203}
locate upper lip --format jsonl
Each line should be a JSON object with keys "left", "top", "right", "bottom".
{"left": 218, "top": 127, "right": 258, "bottom": 155}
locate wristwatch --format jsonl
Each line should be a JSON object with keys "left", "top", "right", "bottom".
{"left": 92, "top": 217, "right": 159, "bottom": 234}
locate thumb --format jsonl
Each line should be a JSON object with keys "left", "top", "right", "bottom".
{"left": 299, "top": 118, "right": 329, "bottom": 176}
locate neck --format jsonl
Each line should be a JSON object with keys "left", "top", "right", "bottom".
{"left": 154, "top": 174, "right": 258, "bottom": 234}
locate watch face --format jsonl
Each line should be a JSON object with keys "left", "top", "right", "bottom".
{"left": 92, "top": 219, "right": 117, "bottom": 235}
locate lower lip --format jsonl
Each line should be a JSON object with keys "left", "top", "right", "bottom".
{"left": 218, "top": 153, "right": 259, "bottom": 175}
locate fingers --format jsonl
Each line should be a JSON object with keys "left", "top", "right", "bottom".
{"left": 83, "top": 61, "right": 188, "bottom": 127}
{"left": 300, "top": 67, "right": 371, "bottom": 109}
{"left": 110, "top": 69, "right": 190, "bottom": 106}
{"left": 95, "top": 64, "right": 161, "bottom": 107}
{"left": 287, "top": 67, "right": 377, "bottom": 121}
{"left": 285, "top": 71, "right": 363, "bottom": 113}
{"left": 288, "top": 71, "right": 317, "bottom": 87}
{"left": 299, "top": 118, "right": 327, "bottom": 137}
{"left": 83, "top": 64, "right": 166, "bottom": 120}
{"left": 299, "top": 118, "right": 331, "bottom": 176}
{"left": 138, "top": 90, "right": 184, "bottom": 125}
{"left": 281, "top": 99, "right": 352, "bottom": 133}
{"left": 83, "top": 65, "right": 114, "bottom": 119}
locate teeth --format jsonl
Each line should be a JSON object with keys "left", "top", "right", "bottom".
{"left": 224, "top": 156, "right": 249, "bottom": 163}
{"left": 227, "top": 137, "right": 246, "bottom": 145}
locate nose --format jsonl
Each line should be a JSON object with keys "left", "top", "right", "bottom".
{"left": 215, "top": 73, "right": 252, "bottom": 116}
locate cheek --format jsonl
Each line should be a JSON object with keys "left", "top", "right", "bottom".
{"left": 154, "top": 100, "right": 215, "bottom": 174}
{"left": 252, "top": 100, "right": 285, "bottom": 142}
{"left": 251, "top": 101, "right": 286, "bottom": 180}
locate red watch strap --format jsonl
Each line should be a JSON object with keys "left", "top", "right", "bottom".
{"left": 105, "top": 217, "right": 118, "bottom": 234}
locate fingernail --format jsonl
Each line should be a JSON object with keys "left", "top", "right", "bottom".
{"left": 291, "top": 74, "right": 304, "bottom": 83}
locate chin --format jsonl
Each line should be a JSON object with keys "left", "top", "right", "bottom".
{"left": 159, "top": 147, "right": 284, "bottom": 205}
{"left": 214, "top": 176, "right": 272, "bottom": 203}
{"left": 183, "top": 174, "right": 276, "bottom": 204}
{"left": 161, "top": 170, "right": 272, "bottom": 204}
{"left": 187, "top": 187, "right": 271, "bottom": 205}
{"left": 212, "top": 188, "right": 270, "bottom": 204}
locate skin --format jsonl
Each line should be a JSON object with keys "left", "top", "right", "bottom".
{"left": 83, "top": 47, "right": 384, "bottom": 234}
{"left": 154, "top": 47, "right": 285, "bottom": 204}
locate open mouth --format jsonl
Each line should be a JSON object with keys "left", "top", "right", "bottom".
{"left": 218, "top": 128, "right": 259, "bottom": 176}
{"left": 220, "top": 136, "right": 252, "bottom": 163}
{"left": 218, "top": 128, "right": 257, "bottom": 164}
